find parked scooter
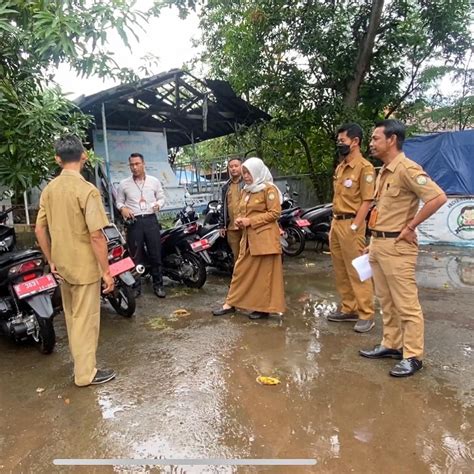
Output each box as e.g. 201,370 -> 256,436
159,221 -> 207,288
279,207 -> 310,256
102,224 -> 139,317
0,208 -> 58,353
300,203 -> 333,250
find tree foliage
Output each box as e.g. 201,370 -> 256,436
0,0 -> 147,192
166,0 -> 472,196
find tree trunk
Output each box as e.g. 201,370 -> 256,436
297,135 -> 325,203
344,0 -> 385,108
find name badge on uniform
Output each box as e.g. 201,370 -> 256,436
343,179 -> 353,188
139,198 -> 147,211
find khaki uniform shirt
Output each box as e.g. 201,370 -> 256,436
372,153 -> 444,232
240,184 -> 282,256
227,181 -> 242,230
36,169 -> 109,285
333,152 -> 375,215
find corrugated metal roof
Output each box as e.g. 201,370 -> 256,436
75,69 -> 271,148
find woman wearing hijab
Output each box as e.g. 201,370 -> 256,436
212,157 -> 286,319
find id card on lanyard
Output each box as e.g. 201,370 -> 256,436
135,177 -> 148,211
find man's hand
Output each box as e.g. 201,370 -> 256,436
121,207 -> 134,220
235,217 -> 251,229
362,246 -> 370,255
219,228 -> 226,237
102,272 -> 114,294
395,226 -> 418,244
49,262 -> 64,283
152,203 -> 160,212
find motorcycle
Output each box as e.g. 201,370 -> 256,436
102,224 -> 139,317
159,221 -> 207,288
0,208 -> 57,353
300,203 -> 333,251
279,207 -> 310,257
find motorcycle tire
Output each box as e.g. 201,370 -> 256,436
282,225 -> 306,257
35,314 -> 56,354
181,251 -> 207,288
107,283 -> 136,318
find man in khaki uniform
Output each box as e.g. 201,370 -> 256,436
327,123 -> 376,333
219,158 -> 244,260
360,120 -> 447,377
35,135 -> 116,386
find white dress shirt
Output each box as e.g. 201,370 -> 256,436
116,175 -> 166,216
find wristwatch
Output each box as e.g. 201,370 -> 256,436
350,223 -> 358,231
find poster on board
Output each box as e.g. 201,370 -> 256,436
92,130 -> 186,212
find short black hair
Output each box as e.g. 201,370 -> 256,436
374,119 -> 406,150
228,157 -> 243,164
54,135 -> 84,163
129,152 -> 144,161
336,123 -> 363,144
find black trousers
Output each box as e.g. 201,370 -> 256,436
127,215 -> 163,286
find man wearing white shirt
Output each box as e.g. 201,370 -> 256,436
116,153 -> 166,298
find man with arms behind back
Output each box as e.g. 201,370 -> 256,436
35,135 -> 116,387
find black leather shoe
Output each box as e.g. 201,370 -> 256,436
359,344 -> 403,359
212,306 -> 235,316
154,286 -> 166,298
390,358 -> 423,377
249,311 -> 269,320
327,311 -> 358,322
90,368 -> 116,385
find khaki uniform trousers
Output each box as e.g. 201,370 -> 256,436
60,280 -> 101,386
330,220 -> 374,320
227,228 -> 243,261
369,238 -> 424,359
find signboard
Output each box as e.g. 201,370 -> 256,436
418,196 -> 474,247
92,130 -> 186,212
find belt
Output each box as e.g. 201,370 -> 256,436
333,213 -> 356,220
371,230 -> 401,238
134,214 -> 156,219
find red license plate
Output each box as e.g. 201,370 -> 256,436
191,239 -> 210,252
109,257 -> 135,277
14,274 -> 57,299
296,219 -> 310,227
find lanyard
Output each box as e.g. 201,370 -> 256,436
134,176 -> 146,198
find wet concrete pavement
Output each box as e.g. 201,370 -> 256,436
1,245 -> 473,473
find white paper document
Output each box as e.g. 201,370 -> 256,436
351,254 -> 373,282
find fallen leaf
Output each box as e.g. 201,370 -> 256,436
36,387 -> 45,393
172,309 -> 191,317
256,376 -> 281,386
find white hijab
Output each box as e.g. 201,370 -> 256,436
242,157 -> 283,202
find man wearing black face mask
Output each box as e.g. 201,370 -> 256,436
327,123 -> 376,333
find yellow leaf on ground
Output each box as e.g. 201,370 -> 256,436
256,376 -> 281,385
173,309 -> 191,317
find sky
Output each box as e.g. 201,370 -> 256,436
54,4 -> 201,100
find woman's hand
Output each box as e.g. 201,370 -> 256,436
235,217 -> 251,228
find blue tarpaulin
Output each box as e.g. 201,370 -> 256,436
403,130 -> 474,196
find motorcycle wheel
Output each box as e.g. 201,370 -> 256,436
107,283 -> 136,317
35,315 -> 56,354
181,251 -> 207,288
282,225 -> 306,257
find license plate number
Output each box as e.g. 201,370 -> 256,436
14,274 -> 57,299
109,257 -> 135,277
296,219 -> 310,227
191,239 -> 210,251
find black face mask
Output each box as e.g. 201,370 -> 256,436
336,143 -> 351,156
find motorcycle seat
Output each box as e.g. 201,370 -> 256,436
0,249 -> 42,267
198,224 -> 219,237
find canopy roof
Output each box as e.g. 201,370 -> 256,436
75,69 -> 271,149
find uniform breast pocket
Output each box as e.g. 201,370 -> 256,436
384,185 -> 401,198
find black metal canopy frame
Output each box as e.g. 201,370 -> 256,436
75,68 -> 271,149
